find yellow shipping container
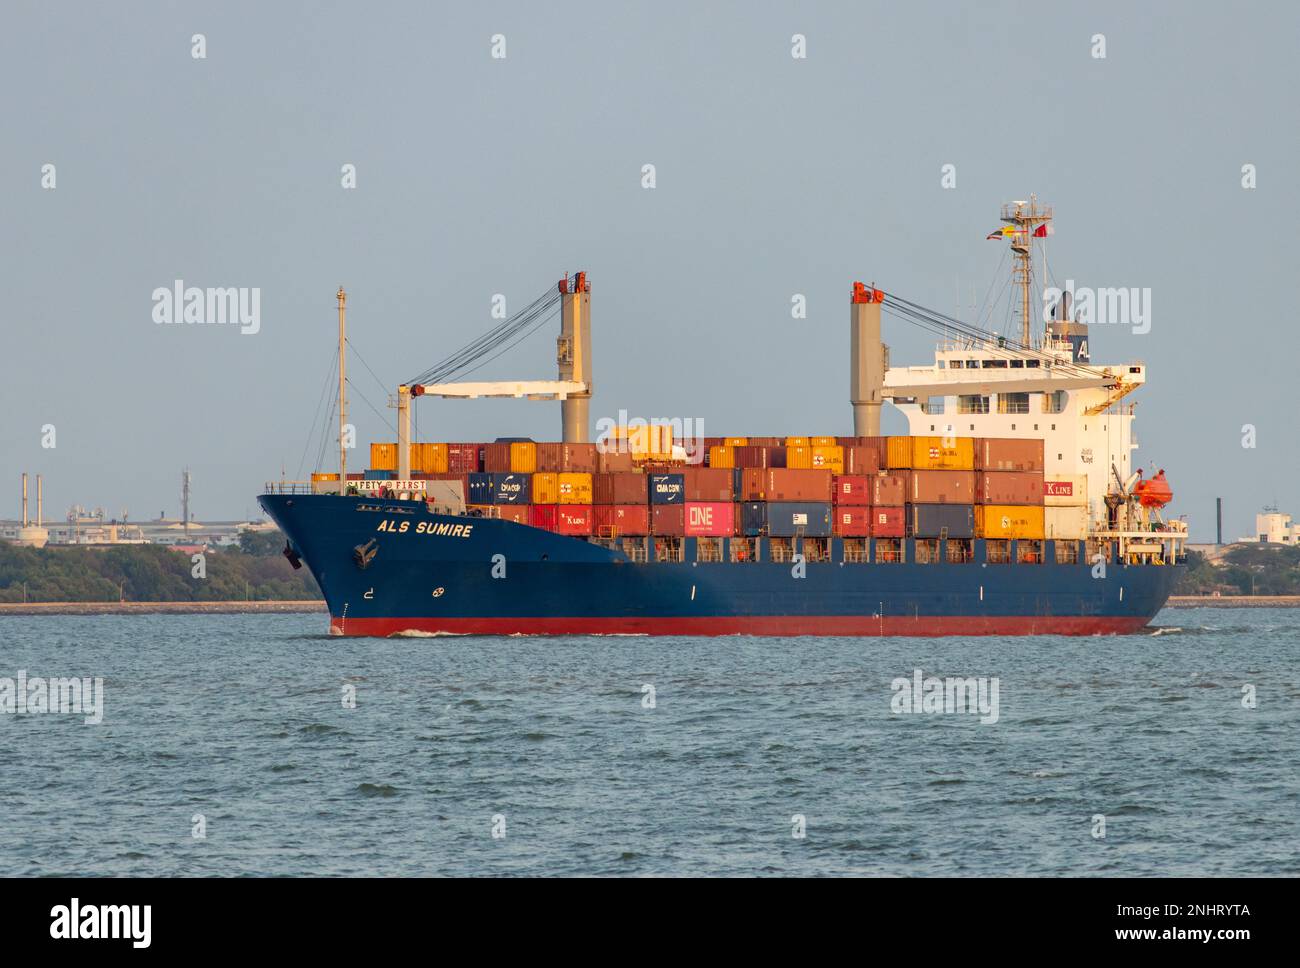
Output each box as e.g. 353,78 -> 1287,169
709,446 -> 735,469
911,435 -> 974,470
785,436 -> 809,447
612,425 -> 673,459
370,442 -> 397,471
786,445 -> 813,469
810,436 -> 837,447
723,437 -> 749,447
810,445 -> 844,474
885,437 -> 913,469
509,441 -> 537,473
409,442 -> 448,473
977,504 -> 1045,540
531,472 -> 560,504
311,472 -> 340,482
557,472 -> 593,504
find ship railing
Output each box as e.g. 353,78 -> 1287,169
262,480 -> 315,494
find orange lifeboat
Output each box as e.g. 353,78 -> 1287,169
1133,469 -> 1173,508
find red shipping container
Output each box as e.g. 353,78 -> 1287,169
741,467 -> 833,502
871,472 -> 909,506
833,506 -> 872,536
482,442 -> 512,472
593,504 -> 650,536
977,471 -> 1045,505
684,501 -> 736,536
651,504 -> 685,535
733,445 -> 786,468
592,472 -> 648,505
529,504 -> 559,530
870,506 -> 906,537
682,467 -> 734,502
445,443 -> 482,473
555,505 -> 593,536
910,470 -> 976,504
833,474 -> 870,505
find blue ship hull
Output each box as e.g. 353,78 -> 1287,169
259,493 -> 1180,636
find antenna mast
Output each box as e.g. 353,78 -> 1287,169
337,287 -> 348,484
1000,196 -> 1053,347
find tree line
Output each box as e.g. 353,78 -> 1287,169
0,532 -> 320,602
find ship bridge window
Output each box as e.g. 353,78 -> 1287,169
958,395 -> 989,414
1010,359 -> 1025,368
997,392 -> 1030,414
1043,390 -> 1067,414
966,360 -> 980,368
1129,366 -> 1142,374
921,397 -> 945,414
981,359 -> 1009,368
1026,359 -> 1041,368
949,360 -> 962,369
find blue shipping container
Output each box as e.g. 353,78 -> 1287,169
740,502 -> 833,537
910,503 -> 975,538
649,474 -> 685,505
468,472 -> 532,505
363,469 -> 393,480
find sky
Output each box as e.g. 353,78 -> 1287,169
3,1 -> 1297,541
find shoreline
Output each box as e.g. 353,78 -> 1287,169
0,601 -> 326,616
1164,596 -> 1300,608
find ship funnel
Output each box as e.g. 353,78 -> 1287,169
850,282 -> 886,436
558,271 -> 592,443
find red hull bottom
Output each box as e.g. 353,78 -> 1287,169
329,614 -> 1154,637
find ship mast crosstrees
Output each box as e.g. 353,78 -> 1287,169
1001,197 -> 1053,347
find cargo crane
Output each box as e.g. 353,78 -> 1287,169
333,273 -> 593,485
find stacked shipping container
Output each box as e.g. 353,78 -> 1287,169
357,436 -> 1059,544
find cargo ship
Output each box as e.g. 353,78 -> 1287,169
260,199 -> 1186,636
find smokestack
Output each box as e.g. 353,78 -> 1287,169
850,282 -> 886,436
1216,497 -> 1222,546
21,473 -> 28,528
37,475 -> 42,528
558,272 -> 592,443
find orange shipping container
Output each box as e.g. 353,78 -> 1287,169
370,442 -> 397,471
810,445 -> 844,474
557,472 -> 593,504
872,472 -> 909,506
786,445 -> 813,469
810,436 -> 837,447
723,437 -> 749,447
844,444 -> 880,475
976,438 -> 1045,472
911,436 -> 975,470
785,436 -> 809,447
884,437 -> 913,469
411,442 -> 449,474
708,445 -> 735,469
976,504 -> 1045,539
910,470 -> 976,504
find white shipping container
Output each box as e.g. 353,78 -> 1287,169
1044,505 -> 1090,539
1044,474 -> 1088,507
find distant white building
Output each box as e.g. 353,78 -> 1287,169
1238,509 -> 1300,545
